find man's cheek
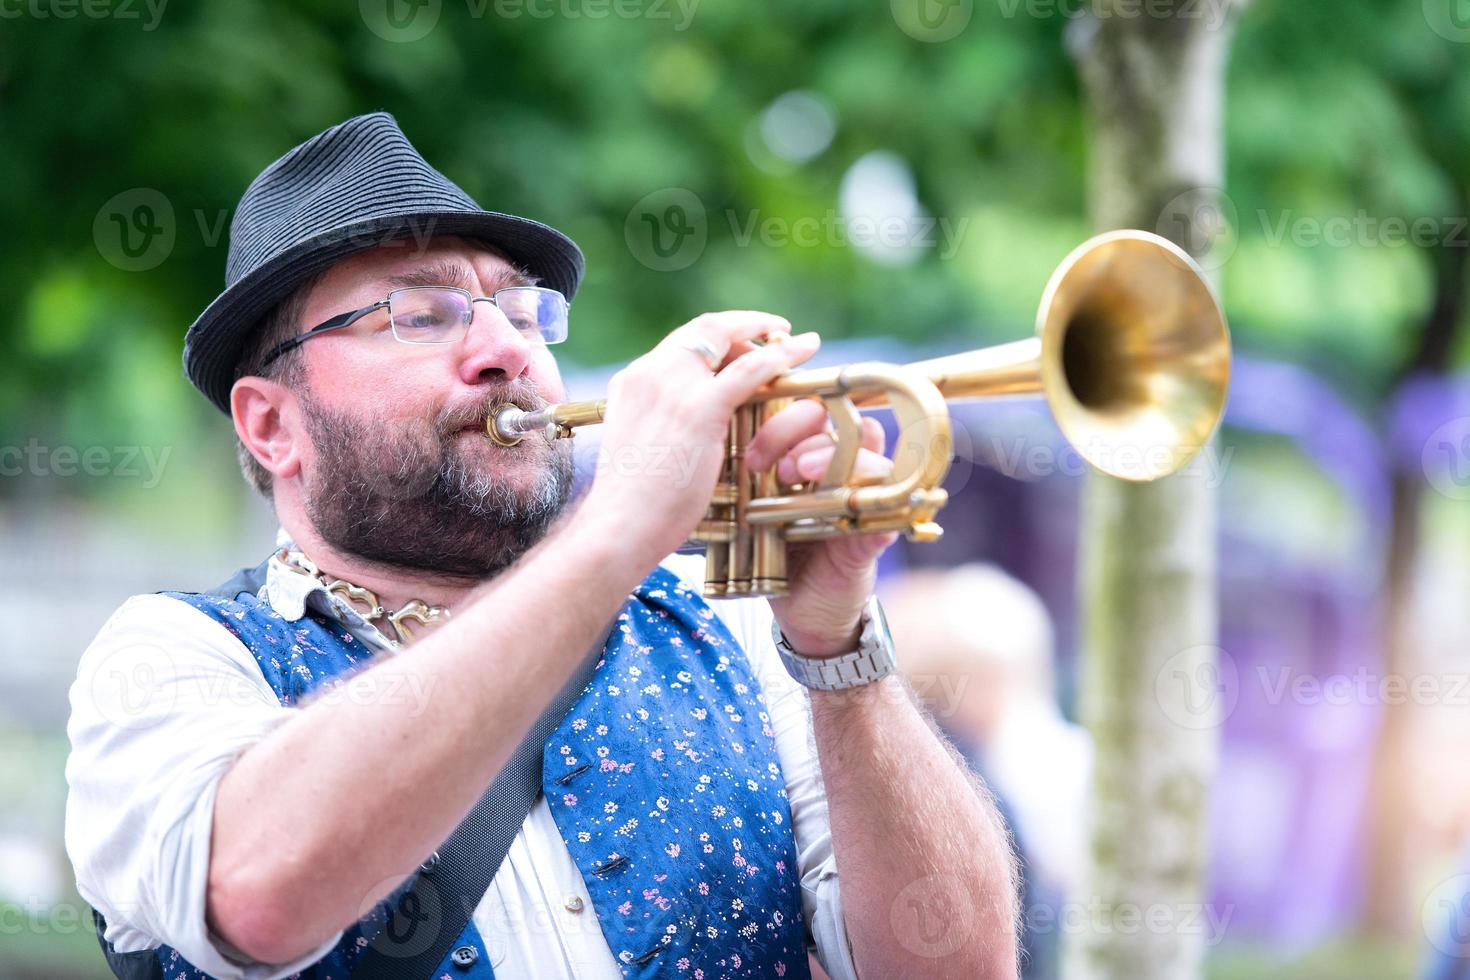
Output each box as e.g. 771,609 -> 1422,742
530,349 -> 567,403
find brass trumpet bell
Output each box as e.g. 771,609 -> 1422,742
912,229 -> 1231,482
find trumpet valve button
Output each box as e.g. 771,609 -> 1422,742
907,522 -> 944,543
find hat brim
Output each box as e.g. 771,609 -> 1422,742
183,209 -> 585,414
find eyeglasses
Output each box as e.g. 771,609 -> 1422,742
258,285 -> 570,369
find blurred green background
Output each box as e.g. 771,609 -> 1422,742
3,1 -> 1470,977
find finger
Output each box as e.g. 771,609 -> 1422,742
782,446 -> 893,485
745,399 -> 830,472
658,311 -> 794,368
710,332 -> 820,411
821,530 -> 902,567
773,431 -> 841,473
860,416 -> 886,456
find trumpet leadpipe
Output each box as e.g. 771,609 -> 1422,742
487,400 -> 608,446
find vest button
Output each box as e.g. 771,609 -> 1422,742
450,944 -> 479,969
564,895 -> 585,913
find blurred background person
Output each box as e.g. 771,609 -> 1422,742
884,563 -> 1092,979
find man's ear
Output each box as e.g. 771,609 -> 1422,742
231,376 -> 305,483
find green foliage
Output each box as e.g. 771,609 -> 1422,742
0,0 -> 1466,511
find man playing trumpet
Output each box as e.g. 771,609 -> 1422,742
64,112 -> 1019,980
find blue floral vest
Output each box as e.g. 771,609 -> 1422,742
145,564 -> 812,980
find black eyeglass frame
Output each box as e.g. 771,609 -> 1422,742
256,285 -> 569,370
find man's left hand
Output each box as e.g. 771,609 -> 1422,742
744,396 -> 900,658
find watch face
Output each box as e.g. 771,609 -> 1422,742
869,597 -> 890,641
864,596 -> 894,661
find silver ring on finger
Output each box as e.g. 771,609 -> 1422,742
679,337 -> 722,373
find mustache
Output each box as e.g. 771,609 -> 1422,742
435,380 -> 550,437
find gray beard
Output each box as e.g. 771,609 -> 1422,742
299,384 -> 573,580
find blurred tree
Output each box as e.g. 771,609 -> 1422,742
1063,1 -> 1237,979
1364,38 -> 1470,936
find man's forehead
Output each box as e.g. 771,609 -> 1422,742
325,236 -> 529,293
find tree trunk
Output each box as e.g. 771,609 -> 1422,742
1362,182 -> 1470,934
1062,3 -> 1239,979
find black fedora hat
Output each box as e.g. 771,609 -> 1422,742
183,111 -> 585,414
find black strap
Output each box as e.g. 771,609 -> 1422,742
350,638 -> 604,979
91,909 -> 164,980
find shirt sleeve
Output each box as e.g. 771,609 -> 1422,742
63,593 -> 341,980
661,555 -> 859,980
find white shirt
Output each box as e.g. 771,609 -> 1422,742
64,551 -> 857,980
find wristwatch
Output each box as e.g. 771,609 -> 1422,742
772,595 -> 898,691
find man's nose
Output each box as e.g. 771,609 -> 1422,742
456,299 -> 534,385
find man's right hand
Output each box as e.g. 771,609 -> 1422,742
573,311 -> 820,569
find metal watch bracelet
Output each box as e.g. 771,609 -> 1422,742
771,595 -> 898,691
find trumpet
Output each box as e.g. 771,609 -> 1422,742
487,230 -> 1231,598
